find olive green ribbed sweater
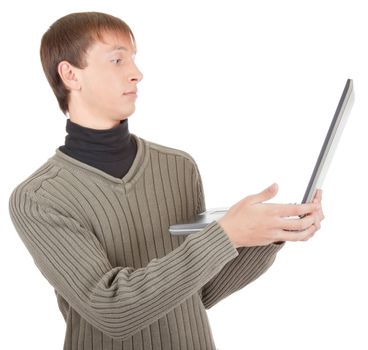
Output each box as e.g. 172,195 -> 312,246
9,134 -> 283,350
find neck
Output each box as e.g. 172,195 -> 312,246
59,118 -> 137,179
67,97 -> 126,130
68,112 -> 124,130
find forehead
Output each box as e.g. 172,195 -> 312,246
89,31 -> 137,55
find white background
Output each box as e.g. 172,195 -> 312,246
1,1 -> 367,349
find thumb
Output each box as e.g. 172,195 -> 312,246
248,183 -> 278,204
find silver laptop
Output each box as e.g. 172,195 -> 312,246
169,79 -> 354,235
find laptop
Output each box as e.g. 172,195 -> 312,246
169,79 -> 354,235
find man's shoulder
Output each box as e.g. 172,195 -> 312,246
9,155 -> 60,201
144,138 -> 198,166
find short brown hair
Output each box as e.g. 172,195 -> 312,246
40,12 -> 136,114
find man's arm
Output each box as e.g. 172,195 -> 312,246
194,165 -> 284,309
9,185 -> 239,340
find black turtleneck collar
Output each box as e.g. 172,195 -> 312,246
59,118 -> 137,179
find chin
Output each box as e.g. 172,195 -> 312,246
118,115 -> 132,122
119,108 -> 135,120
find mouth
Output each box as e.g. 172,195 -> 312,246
123,90 -> 137,96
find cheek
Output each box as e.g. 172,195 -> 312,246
100,73 -> 124,97
84,65 -> 118,87
80,66 -> 127,109
85,74 -> 121,100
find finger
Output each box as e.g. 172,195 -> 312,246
318,208 -> 325,221
317,189 -> 323,201
247,183 -> 278,204
301,226 -> 317,241
313,189 -> 322,203
279,215 -> 315,232
313,203 -> 325,221
314,220 -> 321,230
275,224 -> 317,242
274,202 -> 320,218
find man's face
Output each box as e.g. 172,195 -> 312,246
76,31 -> 143,124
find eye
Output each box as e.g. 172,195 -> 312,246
111,58 -> 123,65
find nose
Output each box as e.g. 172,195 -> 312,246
129,62 -> 143,83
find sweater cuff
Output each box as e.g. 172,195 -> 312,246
236,241 -> 285,253
189,220 -> 239,266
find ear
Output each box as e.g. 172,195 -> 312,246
57,61 -> 81,91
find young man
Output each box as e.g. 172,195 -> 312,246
9,12 -> 324,350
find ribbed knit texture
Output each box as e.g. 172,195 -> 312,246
9,134 -> 283,350
59,118 -> 137,179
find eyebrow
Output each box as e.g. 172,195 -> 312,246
108,46 -> 137,54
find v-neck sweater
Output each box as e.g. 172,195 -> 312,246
9,135 -> 283,350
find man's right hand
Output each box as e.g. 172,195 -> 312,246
217,183 -> 324,248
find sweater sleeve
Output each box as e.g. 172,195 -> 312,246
8,185 -> 239,340
194,164 -> 284,309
